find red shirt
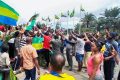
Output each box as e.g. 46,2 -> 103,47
43,35 -> 52,50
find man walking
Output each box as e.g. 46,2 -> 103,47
72,33 -> 85,71
20,37 -> 40,80
65,34 -> 76,71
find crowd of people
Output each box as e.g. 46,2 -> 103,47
0,24 -> 120,80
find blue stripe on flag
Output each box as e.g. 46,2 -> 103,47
0,15 -> 17,26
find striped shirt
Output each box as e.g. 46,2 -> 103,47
20,36 -> 27,48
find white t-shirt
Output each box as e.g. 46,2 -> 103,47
8,38 -> 15,43
75,38 -> 85,54
0,52 -> 10,66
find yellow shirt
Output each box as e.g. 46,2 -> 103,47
39,73 -> 75,80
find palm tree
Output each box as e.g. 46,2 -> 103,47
97,17 -> 106,30
82,13 -> 96,28
104,7 -> 120,18
74,23 -> 80,33
103,7 -> 120,30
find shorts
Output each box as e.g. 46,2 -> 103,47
75,53 -> 84,62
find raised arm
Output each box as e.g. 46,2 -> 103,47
105,29 -> 110,37
89,33 -> 97,41
84,33 -> 90,42
72,31 -> 80,38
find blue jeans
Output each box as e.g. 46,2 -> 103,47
24,67 -> 36,80
75,53 -> 84,62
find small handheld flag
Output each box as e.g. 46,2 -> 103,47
55,15 -> 60,19
70,9 -> 75,18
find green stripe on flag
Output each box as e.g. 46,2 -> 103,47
0,7 -> 19,20
26,20 -> 36,31
32,36 -> 44,50
0,1 -> 19,16
32,36 -> 44,44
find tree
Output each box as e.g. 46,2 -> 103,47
104,7 -> 120,18
74,23 -> 80,33
82,13 -> 96,28
97,17 -> 106,30
103,7 -> 120,30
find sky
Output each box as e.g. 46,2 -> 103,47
2,0 -> 120,28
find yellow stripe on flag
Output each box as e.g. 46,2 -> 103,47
0,7 -> 18,20
32,43 -> 43,50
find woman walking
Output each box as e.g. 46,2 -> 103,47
87,43 -> 104,80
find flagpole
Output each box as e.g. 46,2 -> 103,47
67,16 -> 69,35
73,17 -> 75,28
79,10 -> 81,34
60,18 -> 62,30
79,6 -> 81,34
54,19 -> 55,30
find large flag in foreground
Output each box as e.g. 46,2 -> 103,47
0,1 -> 19,26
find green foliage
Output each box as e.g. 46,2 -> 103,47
81,27 -> 96,33
104,7 -> 120,18
82,13 -> 96,28
74,23 -> 80,33
97,7 -> 120,32
81,7 -> 120,32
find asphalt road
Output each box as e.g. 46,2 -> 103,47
16,57 -> 120,80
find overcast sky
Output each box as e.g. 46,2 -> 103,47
2,0 -> 120,27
